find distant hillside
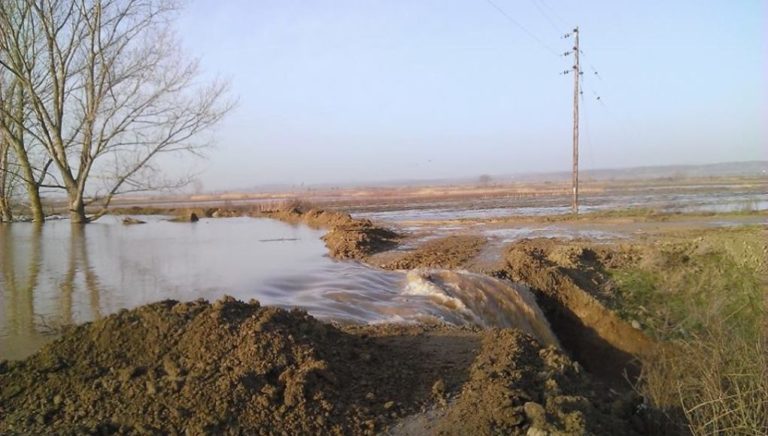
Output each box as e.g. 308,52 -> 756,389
509,161 -> 768,183
355,161 -> 768,187
219,161 -> 768,193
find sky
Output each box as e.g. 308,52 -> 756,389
173,0 -> 766,190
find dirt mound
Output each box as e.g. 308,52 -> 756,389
432,330 -> 644,435
0,298 -> 417,434
1,298 -> 645,435
380,235 -> 487,270
261,208 -> 400,260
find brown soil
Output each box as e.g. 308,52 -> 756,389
1,298 -> 646,435
492,238 -> 655,384
430,330 -> 644,436
378,235 -> 487,270
258,208 -> 400,260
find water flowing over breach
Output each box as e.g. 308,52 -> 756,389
1,217 -> 561,360
403,270 -> 560,348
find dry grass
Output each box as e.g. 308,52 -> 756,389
640,322 -> 767,435
610,227 -> 767,435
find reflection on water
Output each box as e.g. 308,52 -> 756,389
1,216 -> 555,361
0,217 -> 339,360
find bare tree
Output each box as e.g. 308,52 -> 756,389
0,0 -> 232,223
478,174 -> 493,187
0,69 -> 50,223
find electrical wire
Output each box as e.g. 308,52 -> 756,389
533,0 -> 568,29
579,75 -> 597,172
481,0 -> 562,57
527,0 -> 563,35
579,50 -> 603,81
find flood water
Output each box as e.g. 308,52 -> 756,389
0,216 -> 551,360
353,191 -> 768,222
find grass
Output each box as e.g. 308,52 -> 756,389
607,227 -> 767,434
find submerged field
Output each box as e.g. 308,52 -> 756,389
1,179 -> 766,434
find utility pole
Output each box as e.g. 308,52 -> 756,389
571,27 -> 580,215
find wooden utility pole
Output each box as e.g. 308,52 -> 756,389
571,27 -> 580,214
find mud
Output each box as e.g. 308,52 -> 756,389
492,239 -> 655,383
378,235 -> 487,270
257,208 -> 400,260
0,298 -> 646,435
430,330 -> 645,436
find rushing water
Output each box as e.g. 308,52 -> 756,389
0,216 -> 556,360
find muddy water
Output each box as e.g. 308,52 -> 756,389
0,216 -> 554,360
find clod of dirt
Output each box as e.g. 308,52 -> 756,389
1,298 -> 646,435
380,235 -> 487,270
121,217 -> 146,225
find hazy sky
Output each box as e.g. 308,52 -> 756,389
174,0 -> 766,189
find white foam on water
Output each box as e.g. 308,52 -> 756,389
403,271 -> 471,312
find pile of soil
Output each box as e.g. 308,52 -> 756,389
380,235 -> 487,270
261,208 -> 400,260
1,298 -> 645,435
431,330 -> 643,435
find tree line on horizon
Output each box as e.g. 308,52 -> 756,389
0,0 -> 232,223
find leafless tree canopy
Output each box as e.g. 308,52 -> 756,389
0,0 -> 233,222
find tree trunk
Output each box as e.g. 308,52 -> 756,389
0,133 -> 12,222
68,192 -> 87,224
13,150 -> 44,223
0,165 -> 10,223
25,183 -> 44,223
0,197 -> 11,222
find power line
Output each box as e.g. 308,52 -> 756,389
579,75 -> 597,173
580,78 -> 604,105
527,0 -> 563,35
579,50 -> 603,81
481,0 -> 561,57
533,0 -> 568,29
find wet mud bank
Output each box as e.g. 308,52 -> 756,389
492,239 -> 656,384
377,235 -> 487,270
0,298 -> 648,435
258,208 -> 400,260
